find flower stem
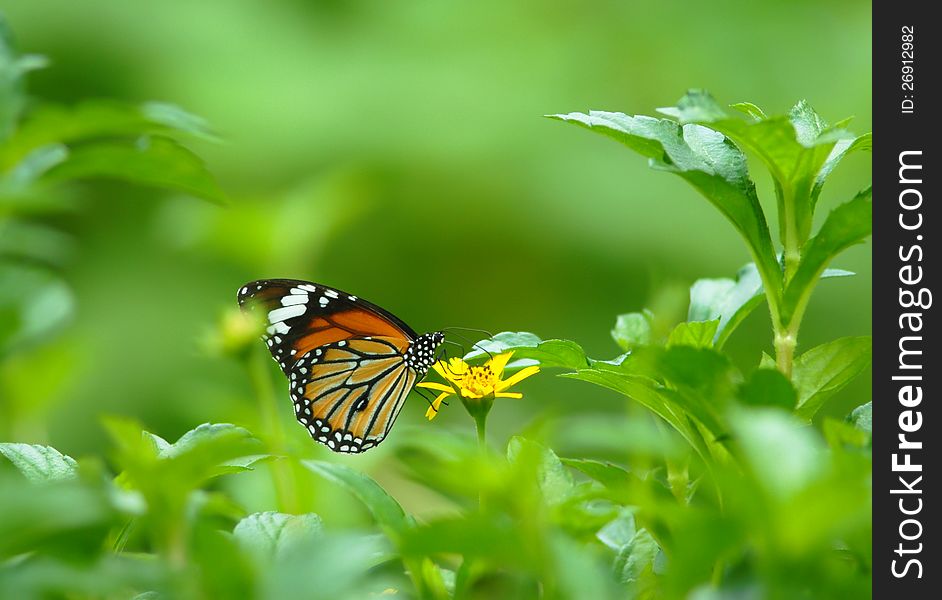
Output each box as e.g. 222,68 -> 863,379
473,412 -> 487,449
248,346 -> 300,513
471,406 -> 490,511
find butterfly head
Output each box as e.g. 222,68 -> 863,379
404,331 -> 445,374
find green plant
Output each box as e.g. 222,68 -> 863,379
1,21 -> 872,599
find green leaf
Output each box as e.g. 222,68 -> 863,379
549,108 -> 780,295
658,91 -> 855,246
667,320 -> 718,348
812,132 -> 872,210
793,337 -> 872,420
781,188 -> 871,326
302,460 -> 413,539
43,136 -> 225,204
0,144 -> 68,192
0,443 -> 77,482
561,458 -> 631,490
1,18 -> 47,141
562,368 -> 713,461
507,436 -> 574,506
730,101 -> 767,121
463,331 -> 588,369
106,420 -> 264,493
688,262 -> 764,348
690,260 -> 855,348
737,368 -> 796,410
141,101 -> 220,142
0,262 -> 74,355
156,423 -> 257,460
1,100 -> 219,169
849,402 -> 872,434
233,512 -> 323,559
614,528 -> 659,584
611,311 -> 653,351
596,510 -> 637,551
731,408 -> 824,497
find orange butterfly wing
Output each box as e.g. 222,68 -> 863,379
238,279 -> 440,453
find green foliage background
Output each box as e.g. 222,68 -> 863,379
1,1 -> 871,599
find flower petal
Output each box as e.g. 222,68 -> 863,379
431,361 -> 449,380
460,386 -> 487,399
495,365 -> 540,391
487,352 -> 514,375
417,381 -> 455,394
494,391 -> 523,399
425,392 -> 450,421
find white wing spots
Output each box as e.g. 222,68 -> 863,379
337,340 -> 346,347
268,304 -> 306,323
299,284 -> 318,293
318,296 -> 329,307
348,295 -> 357,301
267,322 -> 290,335
324,289 -> 339,299
281,294 -> 309,306
240,286 -> 248,295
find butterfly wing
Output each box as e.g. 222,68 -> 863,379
238,279 -> 420,453
289,336 -> 417,452
237,279 -> 417,373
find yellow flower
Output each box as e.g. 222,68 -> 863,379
417,351 -> 540,420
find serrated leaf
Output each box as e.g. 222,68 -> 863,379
596,510 -> 637,551
849,402 -> 872,434
793,337 -> 872,420
782,189 -> 872,326
688,263 -> 763,348
549,108 -> 780,295
690,262 -> 855,348
0,443 -> 77,482
561,458 -> 632,490
233,511 -> 323,559
812,133 -> 872,210
462,331 -> 588,369
667,320 -> 718,348
737,368 -> 796,410
43,136 -> 225,204
611,312 -> 652,351
302,460 -> 413,539
507,436 -> 573,506
615,528 -> 659,584
657,91 -> 856,246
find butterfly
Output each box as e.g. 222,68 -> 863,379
238,279 -> 444,453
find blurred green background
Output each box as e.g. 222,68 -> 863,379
1,0 -> 870,516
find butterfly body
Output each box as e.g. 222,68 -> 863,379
238,279 -> 444,453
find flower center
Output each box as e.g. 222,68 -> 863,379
461,365 -> 497,396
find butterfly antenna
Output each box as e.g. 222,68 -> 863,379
415,387 -> 448,411
443,326 -> 496,338
446,329 -> 495,361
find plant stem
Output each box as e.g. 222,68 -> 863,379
248,346 -> 300,513
473,412 -> 487,449
774,327 -> 797,379
472,410 -> 488,511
